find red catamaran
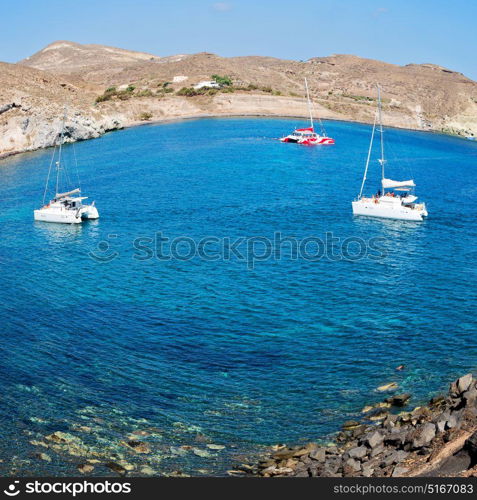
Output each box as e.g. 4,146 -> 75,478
280,78 -> 335,145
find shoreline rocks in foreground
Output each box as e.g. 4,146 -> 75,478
244,374 -> 477,478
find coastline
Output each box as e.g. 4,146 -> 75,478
241,373 -> 477,478
6,372 -> 477,477
0,108 -> 471,162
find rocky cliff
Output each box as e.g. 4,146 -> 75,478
1,40 -> 476,158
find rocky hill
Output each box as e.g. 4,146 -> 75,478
1,40 -> 476,157
0,61 -> 123,157
20,40 -> 163,81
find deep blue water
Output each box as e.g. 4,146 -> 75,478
1,117 -> 477,476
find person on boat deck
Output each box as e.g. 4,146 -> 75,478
377,189 -> 381,197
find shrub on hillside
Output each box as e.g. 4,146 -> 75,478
139,111 -> 153,121
136,89 -> 153,97
117,91 -> 132,101
95,86 -> 119,103
211,74 -> 233,86
95,94 -> 110,103
176,87 -> 199,97
157,82 -> 174,95
95,84 -> 139,103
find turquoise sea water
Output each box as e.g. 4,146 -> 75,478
1,117 -> 477,476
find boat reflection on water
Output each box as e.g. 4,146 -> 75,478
34,218 -> 100,243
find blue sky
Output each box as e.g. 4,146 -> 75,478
1,0 -> 476,79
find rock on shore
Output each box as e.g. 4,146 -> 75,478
248,374 -> 477,478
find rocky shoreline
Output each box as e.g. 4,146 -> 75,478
239,373 -> 477,478
1,92 -> 475,161
5,374 -> 477,477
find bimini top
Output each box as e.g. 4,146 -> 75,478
382,178 -> 416,189
296,127 -> 314,132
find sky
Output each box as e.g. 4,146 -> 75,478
1,0 -> 476,80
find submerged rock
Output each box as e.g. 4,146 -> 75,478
206,444 -> 225,450
377,382 -> 398,392
117,460 -> 135,471
78,464 -> 94,474
169,446 -> 187,456
140,466 -> 155,476
45,431 -> 77,444
342,420 -> 360,430
29,440 -> 48,448
106,462 -> 127,475
125,440 -> 151,454
192,448 -> 211,458
368,408 -> 389,421
130,430 -> 150,437
77,426 -> 93,433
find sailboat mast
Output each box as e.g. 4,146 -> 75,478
56,108 -> 67,195
304,77 -> 314,130
377,84 -> 385,190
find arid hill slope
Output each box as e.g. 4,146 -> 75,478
1,40 -> 476,157
0,61 -> 122,156
20,40 -> 160,73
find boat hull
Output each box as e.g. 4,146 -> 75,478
300,137 -> 335,145
34,209 -> 82,224
80,205 -> 99,220
351,200 -> 427,221
280,136 -> 334,145
280,137 -> 299,143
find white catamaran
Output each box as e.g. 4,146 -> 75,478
352,86 -> 428,221
34,112 -> 99,224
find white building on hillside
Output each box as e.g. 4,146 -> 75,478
193,80 -> 220,90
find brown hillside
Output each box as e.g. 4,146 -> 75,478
1,40 -> 475,157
